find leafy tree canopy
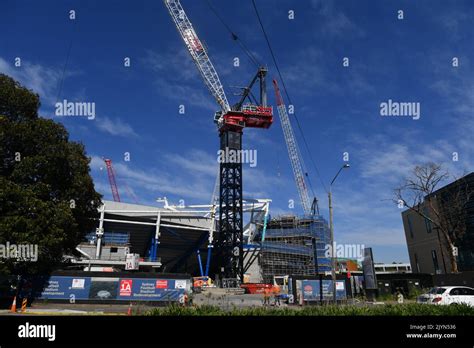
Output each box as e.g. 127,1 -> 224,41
0,73 -> 102,277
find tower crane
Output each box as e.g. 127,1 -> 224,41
104,158 -> 120,202
103,158 -> 139,204
273,79 -> 318,216
164,0 -> 273,281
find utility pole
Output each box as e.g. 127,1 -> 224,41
329,163 -> 350,303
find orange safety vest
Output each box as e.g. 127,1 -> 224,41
263,288 -> 271,297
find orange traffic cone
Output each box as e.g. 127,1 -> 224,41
127,302 -> 132,316
10,296 -> 17,313
21,298 -> 27,313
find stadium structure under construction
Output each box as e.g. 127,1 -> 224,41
70,200 -> 332,284
70,199 -> 272,278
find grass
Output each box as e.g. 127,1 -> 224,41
145,303 -> 474,316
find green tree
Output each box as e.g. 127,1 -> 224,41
0,73 -> 102,278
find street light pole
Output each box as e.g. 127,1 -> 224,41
329,163 -> 350,304
328,187 -> 335,303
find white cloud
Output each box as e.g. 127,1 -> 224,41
310,0 -> 365,38
436,8 -> 474,41
89,146 -> 286,205
95,116 -> 138,137
143,49 -> 217,112
165,149 -> 218,177
0,56 -> 69,105
90,152 -> 215,203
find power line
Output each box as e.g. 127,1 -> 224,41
251,0 -> 328,194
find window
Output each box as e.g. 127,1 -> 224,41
429,287 -> 447,295
431,250 -> 439,272
423,207 -> 432,233
110,247 -> 118,253
464,288 -> 474,295
449,288 -> 465,296
450,288 -> 474,296
414,253 -> 420,273
407,215 -> 414,238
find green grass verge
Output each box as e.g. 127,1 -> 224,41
145,303 -> 474,316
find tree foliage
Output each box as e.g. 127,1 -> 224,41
0,73 -> 102,277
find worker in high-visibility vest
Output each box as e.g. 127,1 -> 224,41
263,287 -> 271,306
183,293 -> 188,307
272,285 -> 281,306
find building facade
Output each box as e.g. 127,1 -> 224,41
258,215 -> 332,283
402,172 -> 474,274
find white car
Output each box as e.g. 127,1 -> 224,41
417,286 -> 474,306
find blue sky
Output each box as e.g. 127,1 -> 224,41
1,0 -> 473,263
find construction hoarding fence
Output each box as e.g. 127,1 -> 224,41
17,272 -> 191,303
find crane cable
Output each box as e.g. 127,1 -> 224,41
206,0 -> 261,68
55,20 -> 77,104
251,0 -> 328,194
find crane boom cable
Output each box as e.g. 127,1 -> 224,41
205,0 -> 261,68
55,20 -> 77,104
251,0 -> 328,194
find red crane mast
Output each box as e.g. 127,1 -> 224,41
104,158 -> 120,202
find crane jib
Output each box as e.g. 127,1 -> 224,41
273,79 -> 312,216
163,0 -> 231,112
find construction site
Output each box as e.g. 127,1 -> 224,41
4,1 -> 474,346
4,0 -> 357,307
64,0 -> 344,298
60,0 -> 338,289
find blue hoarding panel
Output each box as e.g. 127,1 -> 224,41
36,276 -> 91,300
302,279 -> 346,300
24,276 -> 188,302
116,278 -> 186,301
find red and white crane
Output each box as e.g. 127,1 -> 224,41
164,0 -> 273,280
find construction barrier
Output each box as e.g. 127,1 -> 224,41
10,296 -> 17,313
21,298 -> 27,313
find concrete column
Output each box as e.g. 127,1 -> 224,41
95,205 -> 105,259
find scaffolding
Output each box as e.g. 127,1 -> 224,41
259,215 -> 331,283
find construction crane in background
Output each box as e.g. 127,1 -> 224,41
164,0 -> 273,281
103,158 -> 139,204
104,158 -> 120,202
273,79 -> 318,216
